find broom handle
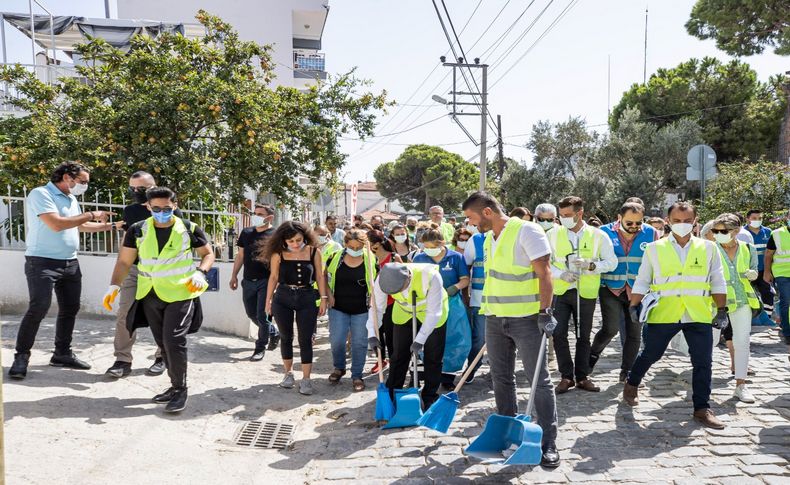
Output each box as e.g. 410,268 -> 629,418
366,243 -> 386,384
525,332 -> 548,417
412,291 -> 419,388
452,343 -> 486,393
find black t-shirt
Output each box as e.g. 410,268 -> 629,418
329,253 -> 369,315
237,227 -> 274,280
767,236 -> 777,251
121,203 -> 184,230
122,218 -> 209,252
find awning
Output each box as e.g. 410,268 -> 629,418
1,13 -> 205,52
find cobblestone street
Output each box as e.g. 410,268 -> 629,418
3,313 -> 789,484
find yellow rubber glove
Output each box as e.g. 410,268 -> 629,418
103,285 -> 120,311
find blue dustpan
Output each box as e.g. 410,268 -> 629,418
382,390 -> 422,429
752,310 -> 775,326
417,391 -> 460,433
465,414 -> 543,465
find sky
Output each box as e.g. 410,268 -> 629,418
4,0 -> 788,184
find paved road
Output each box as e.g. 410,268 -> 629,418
3,313 -> 789,484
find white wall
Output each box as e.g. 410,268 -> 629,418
0,250 -> 255,338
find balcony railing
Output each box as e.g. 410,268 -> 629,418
1,63 -> 87,112
293,52 -> 325,72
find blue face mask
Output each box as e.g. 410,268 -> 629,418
152,210 -> 174,224
346,248 -> 364,257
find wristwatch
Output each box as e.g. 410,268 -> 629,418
539,307 -> 553,316
196,268 -> 209,276
588,262 -> 596,272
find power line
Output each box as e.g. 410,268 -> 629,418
487,0 -> 557,71
343,114 -> 448,140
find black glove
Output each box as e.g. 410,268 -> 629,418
410,341 -> 424,354
446,285 -> 460,297
368,336 -> 382,351
712,308 -> 730,330
628,305 -> 640,324
537,311 -> 557,336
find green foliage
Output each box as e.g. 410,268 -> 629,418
686,0 -> 790,56
0,11 -> 388,209
373,144 -> 479,213
700,160 -> 790,223
610,57 -> 785,163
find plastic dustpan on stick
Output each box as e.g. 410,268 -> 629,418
465,414 -> 543,465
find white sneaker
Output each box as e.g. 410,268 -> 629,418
299,378 -> 314,395
279,372 -> 295,389
734,383 -> 755,403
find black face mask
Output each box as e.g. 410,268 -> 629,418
407,224 -> 416,230
128,186 -> 148,204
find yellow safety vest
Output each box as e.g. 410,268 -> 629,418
135,217 -> 205,302
440,222 -> 456,243
390,263 -> 448,327
718,241 -> 760,312
548,225 -> 604,299
480,217 -> 541,317
771,226 -> 790,278
320,241 -> 343,267
646,237 -> 714,324
326,248 -> 375,295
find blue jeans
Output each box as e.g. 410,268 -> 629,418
328,309 -> 368,379
775,277 -> 790,339
241,278 -> 279,351
628,322 -> 713,411
466,306 -> 486,376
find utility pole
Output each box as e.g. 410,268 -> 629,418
643,6 -> 648,84
439,56 -> 489,191
497,114 -> 504,180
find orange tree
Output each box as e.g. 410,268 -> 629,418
0,11 -> 388,209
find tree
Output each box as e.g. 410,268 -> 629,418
0,11 -> 388,209
699,160 -> 790,223
610,57 -> 785,163
686,0 -> 790,56
373,144 -> 478,213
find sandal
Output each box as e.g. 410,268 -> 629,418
328,369 -> 345,384
352,379 -> 365,392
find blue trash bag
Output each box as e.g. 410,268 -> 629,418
442,293 -> 471,373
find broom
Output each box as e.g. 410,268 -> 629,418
366,244 -> 394,422
417,344 -> 487,434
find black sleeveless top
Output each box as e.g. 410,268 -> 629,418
278,247 -> 317,286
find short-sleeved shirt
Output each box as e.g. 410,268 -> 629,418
122,218 -> 209,253
330,228 -> 346,245
412,248 -> 469,288
236,226 -> 274,280
490,222 -> 552,267
25,182 -> 82,260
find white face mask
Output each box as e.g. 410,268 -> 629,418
287,243 -> 306,252
749,220 -> 762,228
423,247 -> 442,257
70,182 -> 88,196
465,225 -> 477,234
346,247 -> 364,257
560,216 -> 577,229
317,235 -> 329,245
457,240 -> 467,249
538,220 -> 554,231
394,234 -> 407,243
250,215 -> 267,227
671,223 -> 694,238
714,232 -> 732,244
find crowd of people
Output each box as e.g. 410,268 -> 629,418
8,161 -> 790,465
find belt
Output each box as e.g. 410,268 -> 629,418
281,284 -> 312,289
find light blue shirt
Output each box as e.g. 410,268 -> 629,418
25,181 -> 82,259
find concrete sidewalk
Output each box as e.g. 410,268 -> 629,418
3,314 -> 790,484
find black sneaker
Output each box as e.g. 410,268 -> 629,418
146,358 -> 166,376
152,387 -> 177,403
50,352 -> 91,370
9,353 -> 30,379
106,361 -> 132,378
267,335 -> 280,351
250,349 -> 265,362
541,442 -> 561,468
165,388 -> 188,413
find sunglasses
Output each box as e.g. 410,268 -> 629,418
622,221 -> 643,227
150,207 -> 174,214
711,228 -> 730,235
537,217 -> 554,223
458,238 -> 470,243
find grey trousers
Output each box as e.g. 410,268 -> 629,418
486,315 -> 559,444
113,265 -> 162,363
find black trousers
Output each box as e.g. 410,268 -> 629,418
380,304 -> 395,360
386,320 -> 446,410
271,286 -> 318,364
552,289 -> 597,381
141,293 -> 194,389
590,287 -> 642,372
16,256 -> 82,355
241,278 -> 278,350
753,271 -> 774,311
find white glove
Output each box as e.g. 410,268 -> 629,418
744,269 -> 758,281
570,258 -> 589,270
186,271 -> 209,292
560,271 -> 579,283
102,285 -> 121,311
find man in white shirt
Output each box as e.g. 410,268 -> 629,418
325,215 -> 345,245
625,201 -> 729,429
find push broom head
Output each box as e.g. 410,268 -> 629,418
417,392 -> 460,434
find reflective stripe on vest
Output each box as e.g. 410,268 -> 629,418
135,217 -> 203,303
480,217 -> 541,317
471,232 -> 485,291
390,263 -> 448,327
772,227 -> 790,278
718,241 -> 760,312
646,237 -> 714,324
548,225 -> 603,299
599,223 -> 653,290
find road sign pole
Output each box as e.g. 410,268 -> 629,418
699,146 -> 705,204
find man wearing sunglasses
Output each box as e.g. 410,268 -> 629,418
590,201 -> 657,383
103,187 -> 215,413
534,203 -> 559,232
105,171 -> 184,379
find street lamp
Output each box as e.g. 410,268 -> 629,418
431,94 -> 448,105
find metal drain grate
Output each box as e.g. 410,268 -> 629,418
233,421 -> 295,449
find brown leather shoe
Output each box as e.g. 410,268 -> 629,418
623,383 -> 639,406
555,378 -> 575,394
576,378 -> 600,392
693,409 -> 725,429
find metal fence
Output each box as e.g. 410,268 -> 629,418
1,186 -> 248,262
